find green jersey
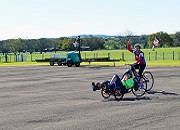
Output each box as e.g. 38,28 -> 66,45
122,78 -> 134,89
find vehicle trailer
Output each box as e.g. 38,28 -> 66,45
35,52 -> 81,67
49,58 -> 66,66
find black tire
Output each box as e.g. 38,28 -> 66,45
143,71 -> 154,91
132,77 -> 147,97
58,61 -> 62,66
101,83 -> 110,99
50,60 -> 54,66
114,88 -> 124,100
67,60 -> 73,67
75,63 -> 80,67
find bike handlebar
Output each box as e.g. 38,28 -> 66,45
124,63 -> 135,66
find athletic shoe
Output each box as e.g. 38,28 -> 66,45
140,84 -> 144,89
92,82 -> 96,91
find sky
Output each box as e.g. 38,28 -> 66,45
0,0 -> 180,40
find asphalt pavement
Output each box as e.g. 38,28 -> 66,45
0,66 -> 180,130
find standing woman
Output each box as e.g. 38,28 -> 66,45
127,41 -> 146,88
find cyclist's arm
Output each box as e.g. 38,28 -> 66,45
127,42 -> 133,52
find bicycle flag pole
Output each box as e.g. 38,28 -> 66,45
152,37 -> 159,51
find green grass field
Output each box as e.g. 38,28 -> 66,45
0,47 -> 180,66
81,48 -> 180,61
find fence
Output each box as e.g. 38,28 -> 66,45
0,53 -> 51,63
81,51 -> 180,61
0,50 -> 180,63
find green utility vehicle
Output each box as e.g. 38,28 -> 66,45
49,52 -> 81,67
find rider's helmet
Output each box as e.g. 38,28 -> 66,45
134,43 -> 141,48
124,69 -> 133,78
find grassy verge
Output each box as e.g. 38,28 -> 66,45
0,62 -> 48,67
1,60 -> 179,67
81,60 -> 180,67
146,60 -> 180,66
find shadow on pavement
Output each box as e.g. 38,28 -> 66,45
101,90 -> 179,102
147,90 -> 179,96
102,96 -> 151,102
121,96 -> 151,101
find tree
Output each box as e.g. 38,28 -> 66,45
123,29 -> 134,37
148,31 -> 173,48
25,39 -> 39,53
0,40 -> 11,53
50,39 -> 61,52
81,36 -> 105,50
37,38 -> 51,53
13,38 -> 25,53
173,31 -> 180,46
140,35 -> 148,48
60,38 -> 76,51
117,30 -> 137,49
3,39 -> 15,53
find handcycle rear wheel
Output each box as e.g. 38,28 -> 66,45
143,71 -> 154,91
114,88 -> 124,100
132,77 -> 147,97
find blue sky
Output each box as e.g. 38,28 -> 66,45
0,0 -> 180,40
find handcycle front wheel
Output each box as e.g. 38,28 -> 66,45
143,71 -> 154,91
132,77 -> 147,98
101,83 -> 110,99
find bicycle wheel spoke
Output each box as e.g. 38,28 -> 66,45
101,84 -> 110,99
143,71 -> 154,91
132,77 -> 147,97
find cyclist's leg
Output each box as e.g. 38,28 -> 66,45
139,64 -> 146,88
110,74 -> 120,85
104,80 -> 110,85
133,64 -> 140,76
109,83 -> 116,92
114,75 -> 121,86
133,78 -> 139,91
113,76 -> 128,94
103,80 -> 115,92
139,64 -> 146,78
113,75 -> 121,92
108,74 -> 120,92
118,82 -> 127,94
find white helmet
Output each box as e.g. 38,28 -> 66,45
134,43 -> 141,48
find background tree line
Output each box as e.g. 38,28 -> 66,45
0,31 -> 180,54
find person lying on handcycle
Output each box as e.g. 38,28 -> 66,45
92,69 -> 139,94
